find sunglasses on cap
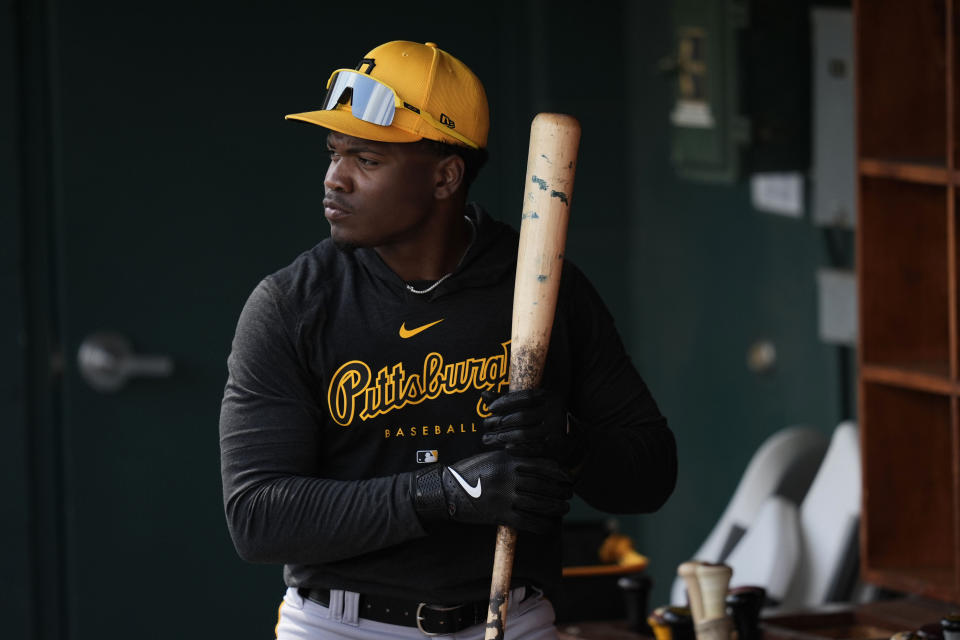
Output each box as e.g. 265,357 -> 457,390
321,69 -> 480,150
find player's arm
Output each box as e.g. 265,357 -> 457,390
219,278 -> 426,564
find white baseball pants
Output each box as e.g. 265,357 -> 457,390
275,586 -> 558,640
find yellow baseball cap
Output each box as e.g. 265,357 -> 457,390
286,41 -> 489,149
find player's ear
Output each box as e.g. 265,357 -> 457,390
434,154 -> 465,200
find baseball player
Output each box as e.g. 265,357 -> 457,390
219,40 -> 677,640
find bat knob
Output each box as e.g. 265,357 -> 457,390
726,586 -> 766,640
618,574 -> 652,634
695,563 -> 733,622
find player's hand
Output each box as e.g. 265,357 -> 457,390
481,388 -> 576,462
411,450 -> 572,535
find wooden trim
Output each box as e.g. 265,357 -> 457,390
857,376 -> 871,588
950,0 -> 956,178
859,158 -> 950,185
950,191 -> 957,381
853,0 -> 868,593
948,0 -> 960,597
762,599 -> 959,640
949,0 -> 958,382
953,395 -> 960,596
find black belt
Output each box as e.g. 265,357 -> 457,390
297,587 -> 494,635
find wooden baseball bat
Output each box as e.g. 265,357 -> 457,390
678,561 -> 707,625
695,563 -> 732,621
485,113 -> 581,640
694,563 -> 733,640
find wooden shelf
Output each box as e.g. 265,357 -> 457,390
859,158 -> 950,185
861,567 -> 957,603
762,599 -> 959,640
860,363 -> 955,395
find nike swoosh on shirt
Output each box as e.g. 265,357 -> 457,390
399,319 -> 444,339
448,468 -> 482,498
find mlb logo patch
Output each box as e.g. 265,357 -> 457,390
417,450 -> 438,464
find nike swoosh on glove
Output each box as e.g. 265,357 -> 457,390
411,450 -> 573,535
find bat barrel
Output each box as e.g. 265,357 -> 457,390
511,113 -> 581,390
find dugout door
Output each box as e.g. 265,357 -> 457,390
26,3 -> 339,639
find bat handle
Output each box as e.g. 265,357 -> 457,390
485,525 -> 518,640
678,561 -> 706,624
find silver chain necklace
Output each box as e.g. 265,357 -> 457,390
405,216 -> 476,295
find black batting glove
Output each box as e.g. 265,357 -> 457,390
481,388 -> 586,469
411,450 -> 573,535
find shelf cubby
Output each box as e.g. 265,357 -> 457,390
860,159 -> 950,186
858,0 -> 947,165
860,384 -> 957,601
859,178 -> 950,377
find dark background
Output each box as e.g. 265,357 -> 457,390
2,1 -> 848,638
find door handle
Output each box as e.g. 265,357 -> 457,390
77,331 -> 174,392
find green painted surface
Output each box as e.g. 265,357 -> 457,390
1,0 -> 30,636
625,2 -> 848,608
